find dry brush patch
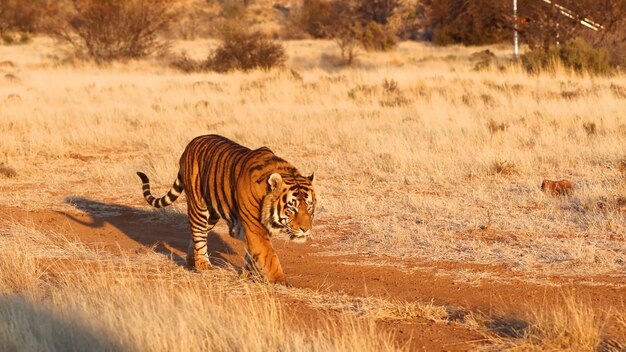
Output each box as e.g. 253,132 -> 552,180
486,294 -> 624,352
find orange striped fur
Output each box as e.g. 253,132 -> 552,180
137,135 -> 316,284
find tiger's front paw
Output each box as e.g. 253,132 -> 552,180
274,279 -> 292,287
193,258 -> 211,271
269,274 -> 290,286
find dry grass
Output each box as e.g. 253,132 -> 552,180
5,218 -> 619,351
0,38 -> 624,280
489,295 -> 610,351
0,220 -> 402,352
286,288 -> 450,322
0,37 -> 625,349
0,162 -> 17,178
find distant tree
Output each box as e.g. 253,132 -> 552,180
419,0 -> 511,45
356,0 -> 401,25
294,0 -> 399,51
519,0 -> 626,65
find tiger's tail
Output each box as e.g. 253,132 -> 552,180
137,171 -> 184,208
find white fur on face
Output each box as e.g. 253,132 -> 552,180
262,174 -> 315,243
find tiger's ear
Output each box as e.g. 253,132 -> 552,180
268,173 -> 283,190
307,173 -> 314,182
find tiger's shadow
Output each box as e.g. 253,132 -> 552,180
62,196 -> 238,270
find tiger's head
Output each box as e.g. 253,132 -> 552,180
262,172 -> 316,243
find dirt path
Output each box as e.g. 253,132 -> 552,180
2,202 -> 625,350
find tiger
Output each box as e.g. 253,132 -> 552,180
137,134 -> 316,284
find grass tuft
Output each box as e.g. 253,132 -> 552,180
0,162 -> 17,178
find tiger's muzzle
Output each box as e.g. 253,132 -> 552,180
289,229 -> 311,243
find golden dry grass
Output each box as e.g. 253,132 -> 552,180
4,218 -> 615,351
0,37 -> 625,350
0,220 -> 402,352
487,294 -> 611,351
2,38 -> 624,279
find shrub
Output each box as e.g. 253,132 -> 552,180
1,34 -> 14,45
296,0 -> 358,39
394,5 -> 421,40
356,0 -> 401,25
52,0 -> 176,62
359,21 -> 397,51
490,160 -> 519,177
421,0 -> 511,46
583,122 -> 597,136
169,53 -> 206,73
294,0 -> 398,51
1,32 -> 31,45
521,39 -> 611,75
0,162 -> 17,178
293,0 -> 336,38
335,34 -> 360,66
487,119 -> 508,134
0,0 -> 46,36
208,31 -> 286,72
558,39 -> 611,74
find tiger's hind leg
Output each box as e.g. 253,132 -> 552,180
185,198 -> 219,271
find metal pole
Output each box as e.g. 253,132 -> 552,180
513,0 -> 519,60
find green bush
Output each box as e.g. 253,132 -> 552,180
208,31 -> 286,72
521,38 -> 612,75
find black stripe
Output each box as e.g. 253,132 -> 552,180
213,145 -> 228,219
205,143 -> 221,218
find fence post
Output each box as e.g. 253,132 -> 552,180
513,0 -> 519,60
